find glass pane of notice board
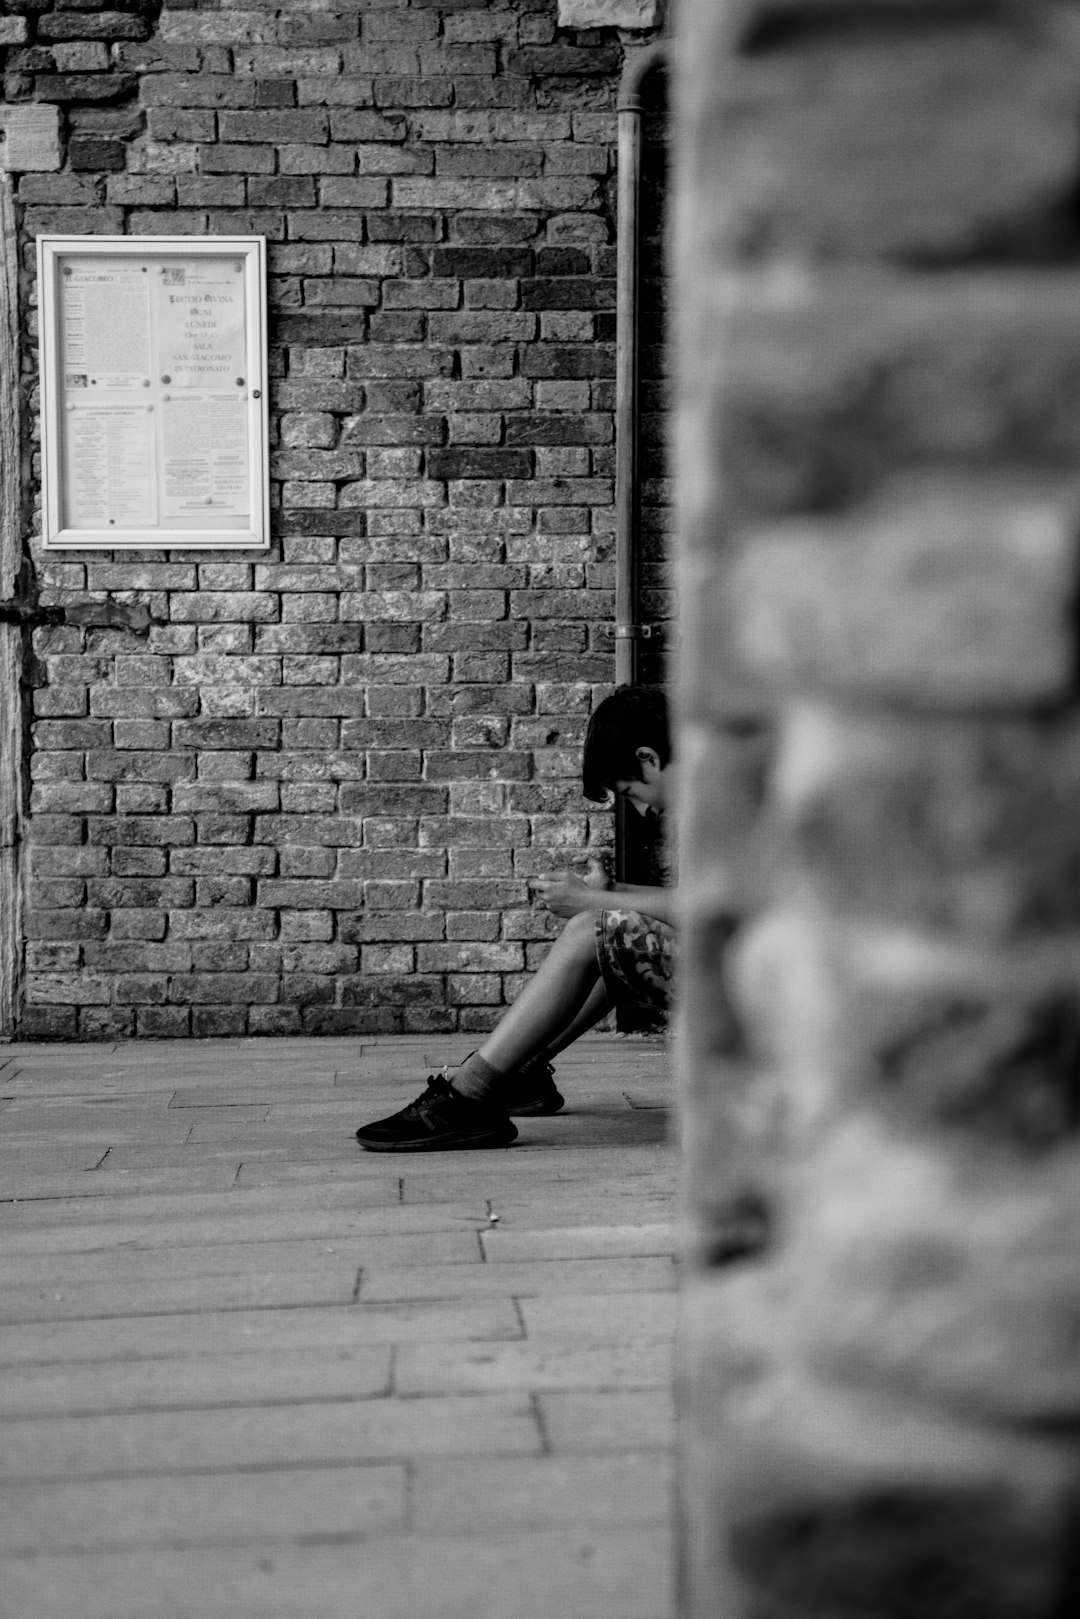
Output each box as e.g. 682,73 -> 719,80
37,236 -> 269,550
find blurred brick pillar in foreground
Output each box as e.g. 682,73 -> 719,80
673,1 -> 1080,1614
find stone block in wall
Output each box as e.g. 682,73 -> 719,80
0,105 -> 62,172
690,5 -> 1080,264
558,0 -> 664,27
684,271 -> 1080,529
729,476 -> 1080,710
38,11 -> 150,43
763,704 -> 1080,936
51,44 -> 111,74
34,74 -> 139,105
68,137 -> 127,173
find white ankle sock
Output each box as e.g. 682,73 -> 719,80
448,1051 -> 504,1102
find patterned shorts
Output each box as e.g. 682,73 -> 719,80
595,908 -> 676,1010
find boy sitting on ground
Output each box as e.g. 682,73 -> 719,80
355,685 -> 677,1153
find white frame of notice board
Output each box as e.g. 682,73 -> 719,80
37,235 -> 269,550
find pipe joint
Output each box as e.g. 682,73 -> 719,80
616,39 -> 668,113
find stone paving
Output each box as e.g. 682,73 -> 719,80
0,1033 -> 676,1619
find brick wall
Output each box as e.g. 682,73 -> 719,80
0,0 -> 671,1040
675,0 -> 1080,1612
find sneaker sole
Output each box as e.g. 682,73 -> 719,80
506,1095 -> 565,1116
356,1130 -> 517,1152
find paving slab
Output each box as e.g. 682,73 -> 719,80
0,1233 -> 480,1287
400,1173 -> 674,1208
0,1076 -> 181,1099
358,1255 -> 675,1304
539,1389 -> 676,1453
395,1339 -> 674,1396
0,1201 -> 477,1253
410,1452 -> 674,1533
0,1464 -> 408,1553
1,1527 -> 672,1619
0,1143 -> 112,1173
0,1298 -> 525,1366
0,1267 -> 363,1322
1,1395 -> 543,1482
2,1180 -> 409,1229
1,1164 -> 244,1200
169,1083 -> 346,1108
0,1346 -> 393,1420
519,1290 -> 676,1345
73,1141 -> 337,1169
481,1222 -> 677,1261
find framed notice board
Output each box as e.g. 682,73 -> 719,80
37,236 -> 269,550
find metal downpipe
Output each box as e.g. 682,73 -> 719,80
614,38 -> 667,692
614,40 -> 667,884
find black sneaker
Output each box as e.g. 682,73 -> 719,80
355,1076 -> 518,1153
500,1062 -> 564,1116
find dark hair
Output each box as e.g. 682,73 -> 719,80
582,685 -> 671,802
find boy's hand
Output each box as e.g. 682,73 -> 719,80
583,854 -> 612,890
530,869 -> 604,919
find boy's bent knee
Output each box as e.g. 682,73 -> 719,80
560,909 -> 598,952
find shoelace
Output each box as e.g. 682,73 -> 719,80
400,1076 -> 453,1119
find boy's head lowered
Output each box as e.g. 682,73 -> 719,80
582,685 -> 671,809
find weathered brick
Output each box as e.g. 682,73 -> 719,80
729,480 -> 1080,710
25,909 -> 109,942
29,783 -> 114,815
86,817 -> 196,848
201,142 -> 275,174
520,347 -> 616,380
507,46 -> 620,77
110,913 -> 168,942
522,278 -> 615,311
173,783 -> 280,814
68,136 -> 126,171
219,109 -> 328,141
39,11 -> 150,42
145,110 -> 213,143
26,817 -> 84,849
19,1006 -> 78,1039
428,448 -> 534,481
88,877 -> 194,910
172,719 -> 281,751
34,687 -> 89,718
256,879 -> 364,911
191,1006 -> 249,1036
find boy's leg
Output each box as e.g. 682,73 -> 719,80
454,910 -> 605,1094
522,977 -> 614,1064
462,975 -> 614,1116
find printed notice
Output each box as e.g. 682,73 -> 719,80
162,395 -> 249,517
65,406 -> 156,527
156,262 -> 247,390
61,265 -> 151,390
